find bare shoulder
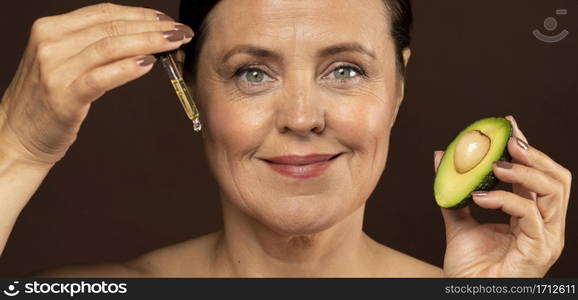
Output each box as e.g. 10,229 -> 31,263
30,232 -> 221,278
367,238 -> 444,277
30,262 -> 143,278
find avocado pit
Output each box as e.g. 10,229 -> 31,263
454,130 -> 491,174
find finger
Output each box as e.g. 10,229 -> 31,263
69,55 -> 156,105
434,150 -> 443,172
38,21 -> 187,68
505,115 -> 528,143
62,29 -> 190,81
506,136 -> 571,189
492,161 -> 562,225
34,3 -> 169,39
40,20 -> 183,68
505,115 -> 536,200
504,133 -> 571,229
507,115 -> 570,250
472,190 -> 545,241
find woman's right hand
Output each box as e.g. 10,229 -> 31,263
0,3 -> 193,167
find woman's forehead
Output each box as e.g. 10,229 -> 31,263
204,0 -> 390,58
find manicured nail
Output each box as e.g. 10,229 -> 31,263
516,137 -> 529,151
163,30 -> 185,42
175,24 -> 194,39
507,115 -> 517,126
471,191 -> 488,197
136,55 -> 156,67
494,161 -> 513,169
156,13 -> 174,22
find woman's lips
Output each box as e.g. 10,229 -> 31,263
261,153 -> 342,179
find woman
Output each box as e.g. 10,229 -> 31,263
0,0 -> 571,277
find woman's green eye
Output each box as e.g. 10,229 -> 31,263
234,65 -> 364,84
245,70 -> 265,83
332,66 -> 359,80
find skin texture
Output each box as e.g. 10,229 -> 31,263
0,1 -> 570,277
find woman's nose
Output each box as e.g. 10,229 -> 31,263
275,79 -> 326,136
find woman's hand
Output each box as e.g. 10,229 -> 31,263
0,3 -> 192,166
435,115 -> 572,277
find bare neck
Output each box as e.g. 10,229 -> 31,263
211,200 -> 377,277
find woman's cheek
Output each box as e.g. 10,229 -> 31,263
331,97 -> 392,156
205,98 -> 270,157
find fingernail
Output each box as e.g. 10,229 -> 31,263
136,55 -> 156,67
507,115 -> 517,126
175,24 -> 194,39
156,13 -> 174,22
516,137 -> 529,151
471,191 -> 488,197
494,160 -> 513,169
163,30 -> 185,42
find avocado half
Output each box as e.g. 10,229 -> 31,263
434,117 -> 512,209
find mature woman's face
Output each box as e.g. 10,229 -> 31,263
194,0 -> 405,235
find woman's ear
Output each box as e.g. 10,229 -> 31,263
402,47 -> 411,69
397,47 -> 411,102
391,48 -> 411,129
174,49 -> 186,74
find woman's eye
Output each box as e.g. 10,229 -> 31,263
244,70 -> 265,83
235,68 -> 271,84
326,65 -> 364,81
233,64 -> 365,86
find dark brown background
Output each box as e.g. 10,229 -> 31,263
0,0 -> 576,276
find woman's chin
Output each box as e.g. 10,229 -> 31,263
253,197 -> 356,236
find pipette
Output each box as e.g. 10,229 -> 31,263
155,52 -> 202,132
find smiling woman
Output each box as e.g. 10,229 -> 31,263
0,0 -> 572,278
166,0 -> 423,276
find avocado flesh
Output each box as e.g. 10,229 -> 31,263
434,117 -> 512,209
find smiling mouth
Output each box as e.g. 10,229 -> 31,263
260,153 -> 343,179
261,153 -> 343,165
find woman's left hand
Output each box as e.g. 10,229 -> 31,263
435,115 -> 572,277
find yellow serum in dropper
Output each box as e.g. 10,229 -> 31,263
157,52 -> 202,132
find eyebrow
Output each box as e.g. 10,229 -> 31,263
221,42 -> 377,62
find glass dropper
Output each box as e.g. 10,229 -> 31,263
155,52 -> 202,132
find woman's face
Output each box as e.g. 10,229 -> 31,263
194,0 -> 406,235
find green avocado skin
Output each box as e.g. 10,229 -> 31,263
445,150 -> 511,209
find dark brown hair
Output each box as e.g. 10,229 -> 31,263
179,0 -> 413,86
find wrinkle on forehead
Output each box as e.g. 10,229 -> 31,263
205,0 -> 389,59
